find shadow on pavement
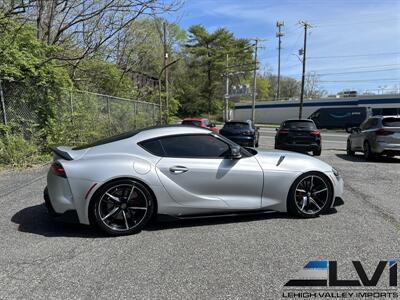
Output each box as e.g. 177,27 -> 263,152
12,205 -> 338,236
145,208 -> 338,232
335,153 -> 400,163
11,204 -> 106,238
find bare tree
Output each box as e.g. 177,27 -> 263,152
1,0 -> 181,64
304,72 -> 326,99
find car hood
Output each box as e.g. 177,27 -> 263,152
254,150 -> 333,173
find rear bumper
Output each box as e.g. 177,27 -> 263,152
222,135 -> 255,146
276,142 -> 320,152
44,187 -> 79,223
373,142 -> 400,155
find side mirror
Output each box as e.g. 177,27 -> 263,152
209,123 -> 216,128
275,128 -> 279,131
230,145 -> 242,159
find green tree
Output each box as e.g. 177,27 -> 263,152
180,25 -> 253,117
0,15 -> 71,136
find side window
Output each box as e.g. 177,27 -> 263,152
140,139 -> 165,156
362,118 -> 378,130
360,119 -> 370,130
160,134 -> 230,158
370,118 -> 379,128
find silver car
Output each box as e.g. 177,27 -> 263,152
44,125 -> 344,236
347,116 -> 400,160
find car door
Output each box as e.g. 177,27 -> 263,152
352,119 -> 369,150
153,134 -> 263,210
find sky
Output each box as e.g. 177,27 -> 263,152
167,0 -> 400,95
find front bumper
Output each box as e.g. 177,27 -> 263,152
330,174 -> 344,208
44,186 -> 79,223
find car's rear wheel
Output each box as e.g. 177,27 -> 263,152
363,141 -> 374,161
313,147 -> 322,156
287,172 -> 333,218
346,140 -> 355,156
91,179 -> 154,236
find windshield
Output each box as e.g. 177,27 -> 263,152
223,122 -> 250,129
282,120 -> 316,130
182,120 -> 202,127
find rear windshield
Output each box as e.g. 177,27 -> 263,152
282,120 -> 316,130
182,120 -> 202,127
382,117 -> 400,127
223,122 -> 250,129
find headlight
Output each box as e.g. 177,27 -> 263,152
332,167 -> 339,177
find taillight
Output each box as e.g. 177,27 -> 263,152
376,129 -> 394,136
242,130 -> 254,136
51,162 -> 66,177
310,130 -> 321,137
278,129 -> 289,136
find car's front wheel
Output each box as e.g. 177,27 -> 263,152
91,179 -> 154,236
287,172 -> 333,218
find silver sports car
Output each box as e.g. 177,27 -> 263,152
44,125 -> 344,235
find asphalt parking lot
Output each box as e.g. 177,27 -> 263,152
0,129 -> 399,299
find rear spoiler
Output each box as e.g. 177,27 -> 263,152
49,146 -> 73,161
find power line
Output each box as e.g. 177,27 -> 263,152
320,78 -> 400,83
307,63 -> 400,72
316,68 -> 400,76
309,52 -> 400,59
314,18 -> 400,28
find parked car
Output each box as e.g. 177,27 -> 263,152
181,118 -> 219,133
45,125 -> 343,236
346,115 -> 400,160
275,119 -> 322,156
308,107 -> 369,132
219,120 -> 259,147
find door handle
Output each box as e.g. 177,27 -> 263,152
169,166 -> 188,174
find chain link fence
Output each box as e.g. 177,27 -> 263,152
0,87 -> 160,145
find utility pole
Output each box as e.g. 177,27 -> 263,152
224,54 -> 229,122
276,21 -> 284,100
299,21 -> 311,119
163,22 -> 169,124
251,39 -> 258,124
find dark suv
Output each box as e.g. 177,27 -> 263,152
219,120 -> 260,147
275,119 -> 321,156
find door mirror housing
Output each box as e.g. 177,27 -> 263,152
229,145 -> 242,159
209,123 -> 216,128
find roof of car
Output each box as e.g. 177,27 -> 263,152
182,118 -> 206,122
73,125 -> 210,150
283,119 -> 314,122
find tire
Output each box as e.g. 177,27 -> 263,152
313,147 -> 322,156
91,179 -> 154,236
363,141 -> 374,161
287,172 -> 333,218
346,140 -> 355,156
